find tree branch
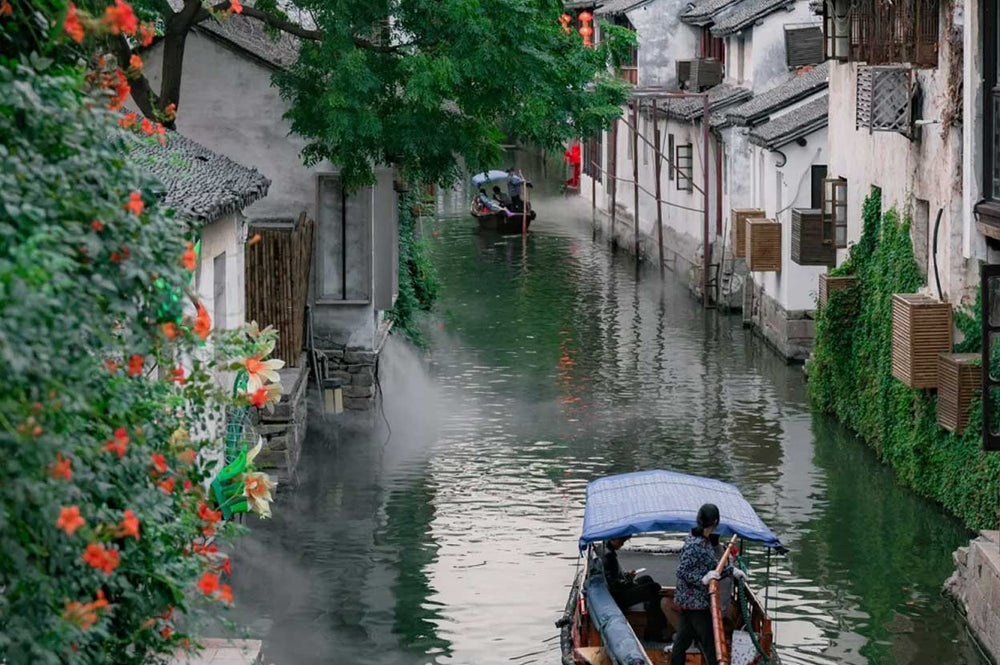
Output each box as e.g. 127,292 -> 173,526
114,35 -> 157,118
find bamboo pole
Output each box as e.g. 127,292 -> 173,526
631,102 -> 640,258
521,172 -> 528,236
708,534 -> 739,665
652,100 -> 664,272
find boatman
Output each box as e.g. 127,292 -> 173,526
603,535 -> 671,643
670,503 -> 747,665
505,168 -> 532,209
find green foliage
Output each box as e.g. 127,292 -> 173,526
0,61 -> 269,662
389,190 -> 440,344
271,0 -> 634,188
809,189 -> 1000,530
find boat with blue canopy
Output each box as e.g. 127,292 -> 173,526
559,470 -> 784,665
469,169 -> 536,233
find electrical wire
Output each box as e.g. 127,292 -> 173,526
776,147 -> 822,217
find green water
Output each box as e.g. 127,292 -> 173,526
231,161 -> 983,665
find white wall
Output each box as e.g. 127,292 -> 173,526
963,0 -> 988,262
197,212 -> 246,331
627,0 -> 700,87
141,31 -> 330,221
751,127 -> 829,312
827,59 -> 969,303
742,3 -> 820,92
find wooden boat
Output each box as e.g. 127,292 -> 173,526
471,204 -> 536,233
469,169 -> 536,233
558,470 -> 784,665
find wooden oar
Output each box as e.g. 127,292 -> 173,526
708,534 -> 739,665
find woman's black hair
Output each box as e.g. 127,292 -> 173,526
691,503 -> 721,537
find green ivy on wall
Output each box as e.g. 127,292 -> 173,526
809,188 -> 1000,530
389,190 -> 440,345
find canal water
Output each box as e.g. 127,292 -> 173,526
231,161 -> 983,665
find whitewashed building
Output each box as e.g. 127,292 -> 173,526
138,14 -> 398,410
574,0 -> 827,359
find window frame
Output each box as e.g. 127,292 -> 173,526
985,0 -> 999,207
676,142 -> 693,192
822,177 -> 848,248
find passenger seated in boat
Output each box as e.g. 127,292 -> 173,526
492,186 -> 511,207
603,536 -> 671,642
477,188 -> 511,216
670,503 -> 747,665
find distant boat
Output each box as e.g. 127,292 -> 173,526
559,470 -> 784,665
470,170 -> 536,233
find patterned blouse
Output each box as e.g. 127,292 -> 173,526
674,535 -> 732,610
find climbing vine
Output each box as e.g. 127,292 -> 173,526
389,189 -> 440,345
809,188 -> 1000,530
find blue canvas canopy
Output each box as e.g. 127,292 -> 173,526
579,470 -> 784,551
471,170 -> 510,187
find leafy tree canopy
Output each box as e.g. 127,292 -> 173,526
9,0 -> 634,189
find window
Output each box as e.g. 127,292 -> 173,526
700,26 -> 725,63
824,0 -> 939,67
737,35 -> 745,83
668,134 -> 675,181
979,0 -> 1000,226
811,165 -> 828,208
583,135 -> 602,178
856,65 -> 915,137
822,177 -> 848,247
676,143 -> 693,191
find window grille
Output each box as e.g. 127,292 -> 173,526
676,143 -> 693,192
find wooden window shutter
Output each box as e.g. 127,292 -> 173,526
822,177 -> 848,247
786,25 -> 824,68
668,134 -> 675,180
856,65 -> 872,131
870,66 -> 914,137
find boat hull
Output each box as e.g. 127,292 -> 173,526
471,208 -> 536,233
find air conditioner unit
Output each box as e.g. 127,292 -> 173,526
689,58 -> 723,90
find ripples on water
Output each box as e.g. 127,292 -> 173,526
230,162 -> 982,665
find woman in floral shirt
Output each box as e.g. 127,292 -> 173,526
670,503 -> 746,665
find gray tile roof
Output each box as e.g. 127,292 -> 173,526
680,0 -> 743,25
717,62 -> 828,127
128,131 -> 271,223
710,0 -> 797,35
654,83 -> 752,121
595,0 -> 649,15
195,14 -> 300,69
747,93 -> 828,148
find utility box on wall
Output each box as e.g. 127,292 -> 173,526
890,293 -> 953,389
732,208 -> 765,259
817,273 -> 856,309
745,218 -> 782,272
937,353 -> 981,433
791,208 -> 835,267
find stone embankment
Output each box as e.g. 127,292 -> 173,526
944,531 -> 1000,664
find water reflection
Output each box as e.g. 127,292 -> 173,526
230,155 -> 979,665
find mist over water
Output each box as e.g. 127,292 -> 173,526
229,158 -> 983,665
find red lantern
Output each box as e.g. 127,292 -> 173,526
578,11 -> 593,47
559,13 -> 572,33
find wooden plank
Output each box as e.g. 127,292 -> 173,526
891,294 -> 953,388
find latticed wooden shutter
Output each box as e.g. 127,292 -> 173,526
870,66 -> 913,136
786,25 -> 824,67
856,65 -> 872,130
